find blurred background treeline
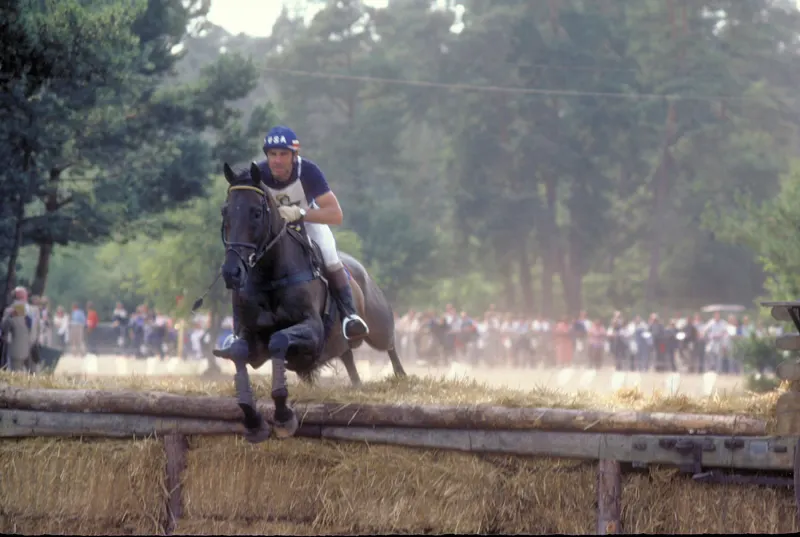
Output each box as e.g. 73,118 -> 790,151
4,0 -> 800,325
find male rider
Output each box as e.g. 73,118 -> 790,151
255,125 -> 369,341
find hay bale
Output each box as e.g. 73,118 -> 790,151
0,438 -> 165,534
0,372 -> 792,534
0,516 -> 151,535
181,437 -> 798,534
486,456 -> 598,534
183,436 -> 503,534
622,468 -> 797,533
173,518 -> 321,535
0,433 -> 795,534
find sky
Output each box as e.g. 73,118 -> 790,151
207,0 -> 389,37
208,0 -> 799,38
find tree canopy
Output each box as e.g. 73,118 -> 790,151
6,0 -> 800,321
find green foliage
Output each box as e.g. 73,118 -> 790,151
0,0 -> 267,302
732,333 -> 784,393
714,160 -> 800,303
10,0 -> 800,320
734,333 -> 784,375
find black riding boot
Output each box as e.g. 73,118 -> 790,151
328,266 -> 369,341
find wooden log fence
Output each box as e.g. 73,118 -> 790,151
0,385 -> 770,435
1,383 -> 799,535
4,296 -> 800,537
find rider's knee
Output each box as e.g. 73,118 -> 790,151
306,223 -> 340,269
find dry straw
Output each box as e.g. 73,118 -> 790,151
0,371 -> 792,534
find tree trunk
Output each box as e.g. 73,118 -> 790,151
517,238 -> 535,316
540,176 -> 558,318
563,223 -> 584,316
30,241 -> 53,297
498,256 -> 516,312
645,101 -> 677,306
2,202 -> 24,311
30,183 -> 62,297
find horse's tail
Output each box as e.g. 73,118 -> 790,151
290,353 -> 336,385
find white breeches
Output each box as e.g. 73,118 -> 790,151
305,223 -> 342,270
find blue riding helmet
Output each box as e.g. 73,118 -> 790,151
263,125 -> 300,153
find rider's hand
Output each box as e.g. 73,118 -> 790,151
278,205 -> 304,222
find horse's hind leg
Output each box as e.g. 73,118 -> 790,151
387,346 -> 407,378
340,349 -> 362,387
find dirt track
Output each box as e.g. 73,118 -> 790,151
53,352 -> 747,397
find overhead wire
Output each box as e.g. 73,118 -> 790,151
0,62 -> 758,104
260,66 -> 757,103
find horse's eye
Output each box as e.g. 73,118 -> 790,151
253,209 -> 263,219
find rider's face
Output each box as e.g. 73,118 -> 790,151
266,149 -> 294,181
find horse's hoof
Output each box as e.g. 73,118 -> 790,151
212,348 -> 231,359
273,413 -> 299,439
243,418 -> 272,444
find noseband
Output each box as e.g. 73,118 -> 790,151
222,184 -> 287,270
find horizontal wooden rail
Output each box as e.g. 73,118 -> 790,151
0,385 -> 770,436
0,409 -> 793,471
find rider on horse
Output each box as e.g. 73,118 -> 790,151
255,125 -> 369,341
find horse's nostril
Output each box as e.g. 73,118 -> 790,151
233,267 -> 241,278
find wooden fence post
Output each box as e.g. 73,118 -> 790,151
163,434 -> 188,535
596,459 -> 621,535
761,301 -> 800,531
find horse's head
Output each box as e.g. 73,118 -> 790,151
220,162 -> 280,290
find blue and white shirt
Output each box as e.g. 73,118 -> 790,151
256,157 -> 331,211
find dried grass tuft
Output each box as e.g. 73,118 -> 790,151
0,438 -> 166,535
172,518 -> 322,535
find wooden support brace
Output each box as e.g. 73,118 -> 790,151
163,434 -> 188,535
596,459 -> 622,535
794,437 -> 800,532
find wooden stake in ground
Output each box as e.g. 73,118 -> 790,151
163,434 -> 188,535
596,459 -> 622,535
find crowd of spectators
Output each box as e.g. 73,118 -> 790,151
395,305 -> 780,374
1,286 -> 779,377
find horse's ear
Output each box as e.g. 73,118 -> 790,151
250,162 -> 261,185
223,163 -> 236,185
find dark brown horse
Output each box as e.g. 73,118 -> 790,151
213,162 -> 406,443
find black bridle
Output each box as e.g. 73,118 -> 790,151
221,184 -> 287,270
191,183 -> 310,313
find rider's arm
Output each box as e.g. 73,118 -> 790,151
305,191 -> 343,226
299,162 -> 343,226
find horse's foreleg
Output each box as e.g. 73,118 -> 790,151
267,327 -> 316,439
229,336 -> 271,444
